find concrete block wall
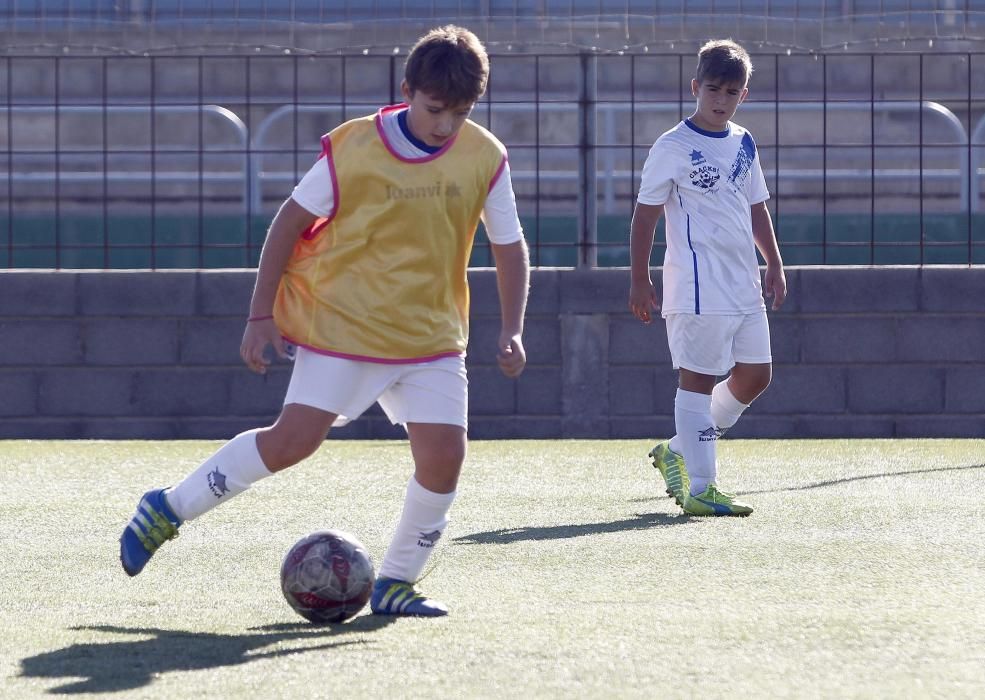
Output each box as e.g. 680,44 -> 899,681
1,267 -> 983,439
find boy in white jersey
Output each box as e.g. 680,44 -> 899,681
629,39 -> 786,516
120,26 -> 530,616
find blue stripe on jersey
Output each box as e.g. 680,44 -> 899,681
684,118 -> 730,139
677,186 -> 700,315
742,131 -> 756,158
729,132 -> 757,185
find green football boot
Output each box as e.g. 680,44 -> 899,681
682,484 -> 753,517
648,440 -> 690,507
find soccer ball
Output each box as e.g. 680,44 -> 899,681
280,530 -> 376,624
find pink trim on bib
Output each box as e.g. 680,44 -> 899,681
488,154 -> 507,192
301,134 -> 341,241
284,335 -> 463,365
374,104 -> 458,163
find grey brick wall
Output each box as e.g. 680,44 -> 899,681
1,267 -> 982,439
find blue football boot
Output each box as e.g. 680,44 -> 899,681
120,488 -> 181,576
370,577 -> 448,617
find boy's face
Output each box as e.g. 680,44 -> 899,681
401,81 -> 475,148
690,78 -> 748,132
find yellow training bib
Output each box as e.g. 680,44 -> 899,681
275,106 -> 506,362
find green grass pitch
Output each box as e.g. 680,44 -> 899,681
1,439 -> 983,698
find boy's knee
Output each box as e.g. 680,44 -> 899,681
257,422 -> 325,471
730,363 -> 772,403
409,431 -> 466,493
421,441 -> 466,472
415,459 -> 463,494
443,442 -> 467,469
755,366 -> 772,393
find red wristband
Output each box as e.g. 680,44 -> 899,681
247,314 -> 274,322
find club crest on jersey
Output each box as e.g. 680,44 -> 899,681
690,163 -> 720,191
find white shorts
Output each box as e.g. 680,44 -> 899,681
665,311 -> 772,376
283,348 -> 468,429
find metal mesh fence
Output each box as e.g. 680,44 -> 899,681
1,2 -> 983,268
2,49 -> 982,269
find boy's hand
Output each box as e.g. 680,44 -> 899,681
240,318 -> 288,374
497,333 -> 526,378
629,280 -> 660,324
764,265 -> 787,311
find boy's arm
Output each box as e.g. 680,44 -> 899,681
240,197 -> 318,374
490,239 -> 530,378
751,201 -> 787,311
628,202 -> 664,324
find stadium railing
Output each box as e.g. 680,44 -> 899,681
2,52 -> 983,268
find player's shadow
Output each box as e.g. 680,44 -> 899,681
738,463 -> 985,496
453,511 -> 687,545
19,616 -> 396,695
624,463 -> 985,502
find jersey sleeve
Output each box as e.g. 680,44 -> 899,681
636,138 -> 676,206
481,158 -> 524,245
747,135 -> 770,205
291,149 -> 336,217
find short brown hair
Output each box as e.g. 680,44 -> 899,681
404,25 -> 489,106
696,39 -> 752,86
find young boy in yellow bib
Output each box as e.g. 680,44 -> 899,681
120,25 -> 530,617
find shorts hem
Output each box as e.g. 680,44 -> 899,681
282,399 -> 361,426
733,355 -> 773,365
390,416 -> 468,430
672,360 -> 733,377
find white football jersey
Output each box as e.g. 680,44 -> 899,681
638,118 -> 770,316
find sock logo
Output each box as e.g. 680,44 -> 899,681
698,427 -> 719,442
208,467 -> 230,498
417,530 -> 442,548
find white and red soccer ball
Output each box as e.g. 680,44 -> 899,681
280,530 -> 375,624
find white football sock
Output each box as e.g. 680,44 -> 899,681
669,434 -> 683,455
674,388 -> 718,496
165,428 -> 272,522
378,476 -> 455,583
711,380 -> 749,433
